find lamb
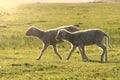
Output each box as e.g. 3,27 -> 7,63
56,29 -> 111,62
25,25 -> 79,60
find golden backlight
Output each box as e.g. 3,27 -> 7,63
0,1 -> 20,10
0,0 -> 94,10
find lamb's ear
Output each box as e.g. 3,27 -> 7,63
61,29 -> 67,37
57,29 -> 61,35
57,29 -> 63,37
31,27 -> 39,35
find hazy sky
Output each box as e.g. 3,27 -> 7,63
42,0 -> 94,3
0,0 -> 94,4
0,0 -> 94,9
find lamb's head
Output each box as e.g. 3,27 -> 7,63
56,29 -> 67,41
26,27 -> 37,36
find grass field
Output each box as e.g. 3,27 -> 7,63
0,3 -> 120,80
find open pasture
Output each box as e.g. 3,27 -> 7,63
0,3 -> 120,80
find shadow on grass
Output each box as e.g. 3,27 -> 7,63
88,59 -> 100,63
88,59 -> 120,64
0,55 -> 31,60
0,56 -> 17,60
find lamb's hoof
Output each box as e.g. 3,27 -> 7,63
66,58 -> 70,60
105,61 -> 108,63
83,59 -> 89,62
100,60 -> 104,63
58,56 -> 63,60
36,58 -> 40,60
60,58 -> 63,60
105,59 -> 108,63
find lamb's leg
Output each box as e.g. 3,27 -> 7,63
105,50 -> 108,62
78,46 -> 88,61
36,44 -> 49,60
66,45 -> 77,60
97,43 -> 107,63
52,44 -> 63,60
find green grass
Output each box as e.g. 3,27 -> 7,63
0,3 -> 120,80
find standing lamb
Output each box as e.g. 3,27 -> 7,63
26,25 -> 79,60
56,29 -> 111,62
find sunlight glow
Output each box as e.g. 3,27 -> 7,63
43,0 -> 94,3
0,0 -> 94,9
0,1 -> 18,9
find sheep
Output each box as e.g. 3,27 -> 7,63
25,25 -> 79,60
56,29 -> 111,63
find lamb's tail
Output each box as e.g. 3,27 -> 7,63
104,33 -> 111,49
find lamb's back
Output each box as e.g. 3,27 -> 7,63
72,30 -> 100,45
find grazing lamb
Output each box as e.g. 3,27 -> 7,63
56,29 -> 111,62
26,25 -> 79,60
